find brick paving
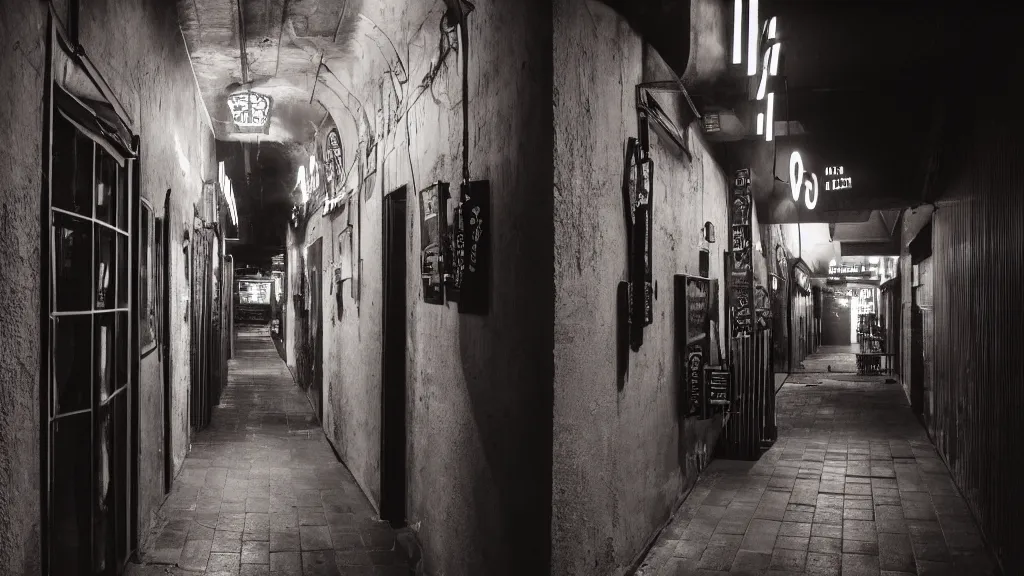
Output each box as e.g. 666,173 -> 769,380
127,326 -> 410,576
636,355 -> 997,576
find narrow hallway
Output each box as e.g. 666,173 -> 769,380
636,371 -> 996,576
127,327 -> 410,576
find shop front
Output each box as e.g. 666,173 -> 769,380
789,260 -> 817,368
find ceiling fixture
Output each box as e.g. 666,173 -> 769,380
226,91 -> 272,133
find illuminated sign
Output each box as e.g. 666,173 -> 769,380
734,0 -> 782,142
218,162 -> 239,227
789,151 -> 819,210
824,166 -> 852,191
296,155 -> 321,204
226,91 -> 272,132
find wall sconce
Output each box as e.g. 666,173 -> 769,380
703,221 -> 716,243
182,229 -> 191,252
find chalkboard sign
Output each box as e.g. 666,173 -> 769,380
706,368 -> 730,406
459,180 -> 489,315
684,276 -> 710,344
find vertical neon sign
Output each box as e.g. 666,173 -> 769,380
735,1 -> 782,142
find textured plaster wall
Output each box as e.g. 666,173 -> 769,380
551,2 -> 740,573
286,0 -> 554,574
0,1 -> 215,568
0,1 -> 48,574
77,0 -> 217,544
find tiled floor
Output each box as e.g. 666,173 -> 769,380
791,345 -> 859,374
127,326 -> 410,576
636,353 -> 997,576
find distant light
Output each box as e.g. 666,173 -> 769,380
829,259 -> 837,268
732,0 -> 743,64
789,151 -> 804,201
297,165 -> 308,203
765,93 -> 775,141
748,0 -> 759,76
869,256 -> 880,264
756,112 -> 765,135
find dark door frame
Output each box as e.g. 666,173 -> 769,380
380,187 -> 408,526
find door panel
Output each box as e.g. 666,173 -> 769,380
381,188 -> 408,526
305,238 -> 324,421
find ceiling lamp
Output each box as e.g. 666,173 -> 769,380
227,91 -> 272,133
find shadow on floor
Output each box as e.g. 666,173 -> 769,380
127,326 -> 411,576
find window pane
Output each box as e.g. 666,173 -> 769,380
94,399 -> 114,573
95,228 -> 115,309
53,315 -> 91,415
95,313 -> 114,404
116,234 -> 128,308
115,312 -> 128,392
117,162 -> 129,231
95,149 -> 117,225
53,212 -> 93,312
140,209 -> 155,350
52,113 -> 93,216
50,412 -> 92,574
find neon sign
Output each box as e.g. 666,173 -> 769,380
734,1 -> 782,142
824,166 -> 852,191
789,151 -> 818,210
227,91 -> 272,131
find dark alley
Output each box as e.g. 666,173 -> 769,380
1,0 -> 1023,575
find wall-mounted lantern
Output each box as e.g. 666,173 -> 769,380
703,221 -> 716,244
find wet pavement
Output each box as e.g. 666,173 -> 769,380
127,326 -> 410,576
636,354 -> 997,576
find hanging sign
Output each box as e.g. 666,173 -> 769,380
226,91 -> 272,134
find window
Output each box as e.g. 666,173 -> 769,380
140,200 -> 156,354
47,105 -> 133,575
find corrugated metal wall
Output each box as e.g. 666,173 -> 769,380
928,76 -> 1024,574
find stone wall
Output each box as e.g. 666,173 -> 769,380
0,0 -> 216,570
550,1 -> 755,573
286,0 -> 554,574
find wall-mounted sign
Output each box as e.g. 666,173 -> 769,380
419,182 -> 448,305
677,275 -> 711,418
227,91 -> 272,133
706,368 -> 730,407
702,113 -> 721,133
824,165 -> 852,191
729,169 -> 755,339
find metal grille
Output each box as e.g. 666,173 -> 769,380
718,327 -> 776,459
929,98 -> 1024,574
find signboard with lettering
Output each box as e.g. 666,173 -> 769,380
706,368 -> 730,407
459,180 -> 490,315
687,344 -> 705,417
676,275 -> 711,418
729,169 -> 755,339
702,113 -> 721,133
